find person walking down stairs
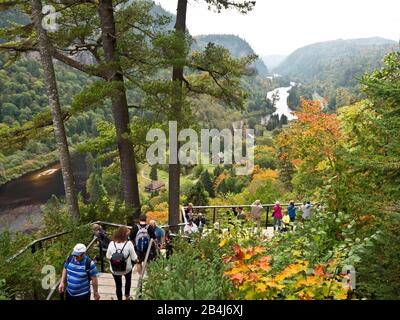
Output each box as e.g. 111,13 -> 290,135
58,243 -> 100,300
106,226 -> 138,301
130,214 -> 157,275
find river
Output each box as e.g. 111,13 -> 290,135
0,154 -> 88,233
261,83 -> 297,124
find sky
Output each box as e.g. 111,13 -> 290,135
155,0 -> 400,56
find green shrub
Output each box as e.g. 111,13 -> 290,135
355,214 -> 400,299
142,235 -> 233,300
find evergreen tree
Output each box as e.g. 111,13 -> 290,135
217,179 -> 228,195
213,166 -> 223,179
150,165 -> 158,181
280,114 -> 288,126
87,167 -> 108,203
200,170 -> 215,198
187,181 -> 209,207
166,0 -> 256,227
31,0 -> 80,218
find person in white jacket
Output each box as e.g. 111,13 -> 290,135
251,200 -> 263,225
301,201 -> 313,221
184,219 -> 198,235
106,226 -> 138,300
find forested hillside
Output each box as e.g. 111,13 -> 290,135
276,37 -> 398,109
276,37 -> 396,84
194,34 -> 269,76
0,55 -> 113,185
0,9 -> 29,27
0,4 -> 273,186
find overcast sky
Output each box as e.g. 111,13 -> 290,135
155,0 -> 400,56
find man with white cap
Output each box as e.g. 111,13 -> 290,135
58,243 -> 100,300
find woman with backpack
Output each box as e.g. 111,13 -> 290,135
106,226 -> 138,301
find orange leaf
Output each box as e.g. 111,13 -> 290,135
314,265 -> 325,276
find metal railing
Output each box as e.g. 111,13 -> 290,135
181,203 -> 304,228
6,231 -> 70,263
6,220 -> 187,264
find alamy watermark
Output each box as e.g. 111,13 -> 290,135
41,4 -> 60,32
146,121 -> 255,175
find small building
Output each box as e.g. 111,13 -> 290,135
145,181 -> 165,193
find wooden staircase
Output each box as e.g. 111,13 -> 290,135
91,272 -> 141,300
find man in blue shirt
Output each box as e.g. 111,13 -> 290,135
150,220 -> 165,247
58,243 -> 100,300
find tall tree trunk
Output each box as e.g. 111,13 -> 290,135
31,0 -> 80,219
168,0 -> 188,227
98,0 -> 141,223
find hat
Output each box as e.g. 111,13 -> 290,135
72,243 -> 87,256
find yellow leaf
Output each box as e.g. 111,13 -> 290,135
219,239 -> 227,248
333,289 -> 348,300
256,283 -> 267,292
244,253 -> 252,260
292,250 -> 302,257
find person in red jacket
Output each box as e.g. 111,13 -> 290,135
273,201 -> 283,231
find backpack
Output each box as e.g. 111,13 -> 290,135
110,241 -> 129,272
135,224 -> 150,252
66,255 -> 92,281
100,232 -> 111,251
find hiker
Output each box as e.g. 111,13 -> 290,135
287,201 -> 297,222
184,218 -> 199,235
301,201 -> 313,221
237,207 -> 246,220
92,223 -> 111,253
185,203 -> 194,221
58,243 -> 100,300
273,201 -> 283,231
194,213 -> 207,228
106,226 -> 137,301
150,219 -> 165,247
130,214 -> 156,275
250,200 -> 263,224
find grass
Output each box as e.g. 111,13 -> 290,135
138,163 -> 198,201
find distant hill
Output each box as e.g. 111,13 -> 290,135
193,34 -> 268,76
0,9 -> 29,28
275,37 -> 397,87
262,55 -> 287,70
151,4 -> 268,76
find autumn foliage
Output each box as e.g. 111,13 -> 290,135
276,99 -> 341,169
146,210 -> 168,225
223,243 -> 349,300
